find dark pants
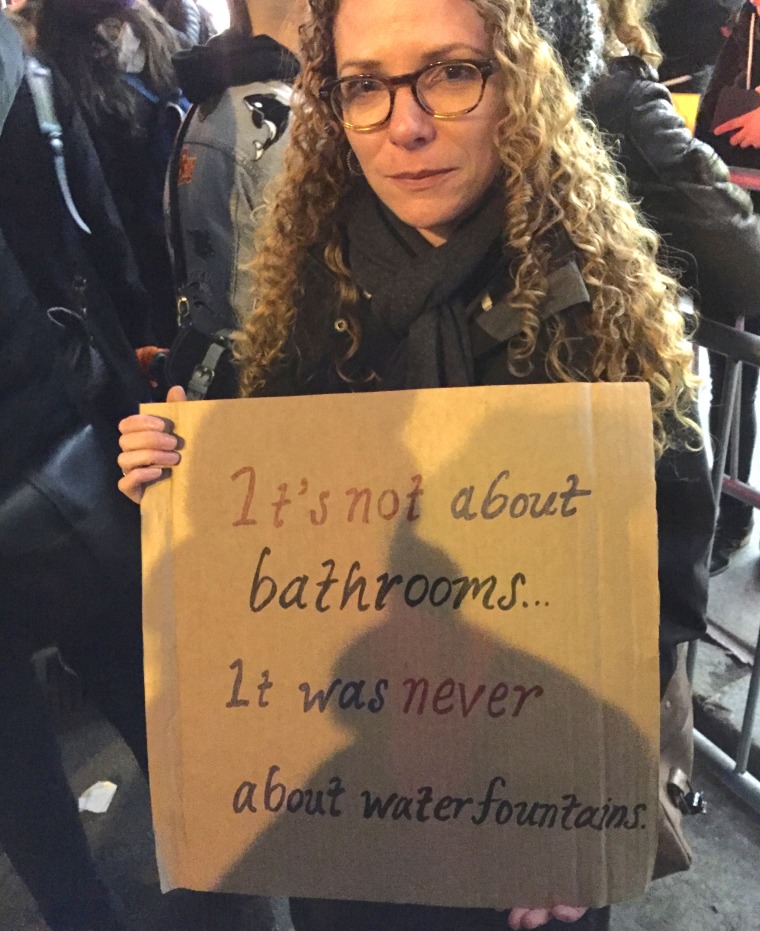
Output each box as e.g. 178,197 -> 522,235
290,899 -> 611,931
0,526 -> 146,931
709,348 -> 760,536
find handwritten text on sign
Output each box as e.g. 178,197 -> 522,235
142,384 -> 660,909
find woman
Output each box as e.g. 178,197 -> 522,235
119,0 -> 714,927
35,0 -> 184,345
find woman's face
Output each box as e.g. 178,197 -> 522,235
333,0 -> 504,246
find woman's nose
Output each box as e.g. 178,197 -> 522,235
386,86 -> 436,148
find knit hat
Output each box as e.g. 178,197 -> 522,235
530,0 -> 605,96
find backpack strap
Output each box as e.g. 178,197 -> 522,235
166,102 -> 198,305
186,327 -> 235,400
121,70 -> 160,104
26,57 -> 91,235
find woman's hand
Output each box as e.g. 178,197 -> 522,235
508,906 -> 588,929
714,105 -> 760,147
118,385 -> 187,504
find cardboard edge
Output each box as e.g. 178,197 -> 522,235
142,467 -> 185,892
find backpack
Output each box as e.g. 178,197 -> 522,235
164,88 -> 291,399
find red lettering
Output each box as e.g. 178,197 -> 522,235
231,466 -> 257,526
401,676 -> 543,718
458,682 -> 486,718
487,682 -> 509,718
432,678 -> 456,714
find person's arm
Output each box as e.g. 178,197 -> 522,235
118,384 -> 186,504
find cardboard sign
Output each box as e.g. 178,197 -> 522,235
142,383 -> 660,909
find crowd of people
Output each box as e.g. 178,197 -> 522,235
1,0 -> 759,928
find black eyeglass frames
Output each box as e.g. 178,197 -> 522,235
319,58 -> 499,131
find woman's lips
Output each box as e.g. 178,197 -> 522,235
388,168 -> 454,188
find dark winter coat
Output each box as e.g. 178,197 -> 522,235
87,77 -> 184,347
0,210 -> 81,494
585,54 -> 760,322
0,45 -> 143,620
0,61 -> 149,424
0,18 -> 78,489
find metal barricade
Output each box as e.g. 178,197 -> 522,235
691,316 -> 760,813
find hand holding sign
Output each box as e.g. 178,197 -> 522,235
508,906 -> 588,929
118,385 -> 187,504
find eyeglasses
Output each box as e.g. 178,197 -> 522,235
319,58 -> 499,132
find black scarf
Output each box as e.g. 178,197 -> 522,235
344,180 -> 506,390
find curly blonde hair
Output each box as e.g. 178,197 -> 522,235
236,0 -> 697,457
597,0 -> 662,67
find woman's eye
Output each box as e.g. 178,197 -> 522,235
443,65 -> 471,80
342,79 -> 383,103
427,64 -> 475,86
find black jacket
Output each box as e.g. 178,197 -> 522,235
0,63 -> 149,423
0,226 -> 81,492
258,245 -> 715,694
585,55 -> 760,322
